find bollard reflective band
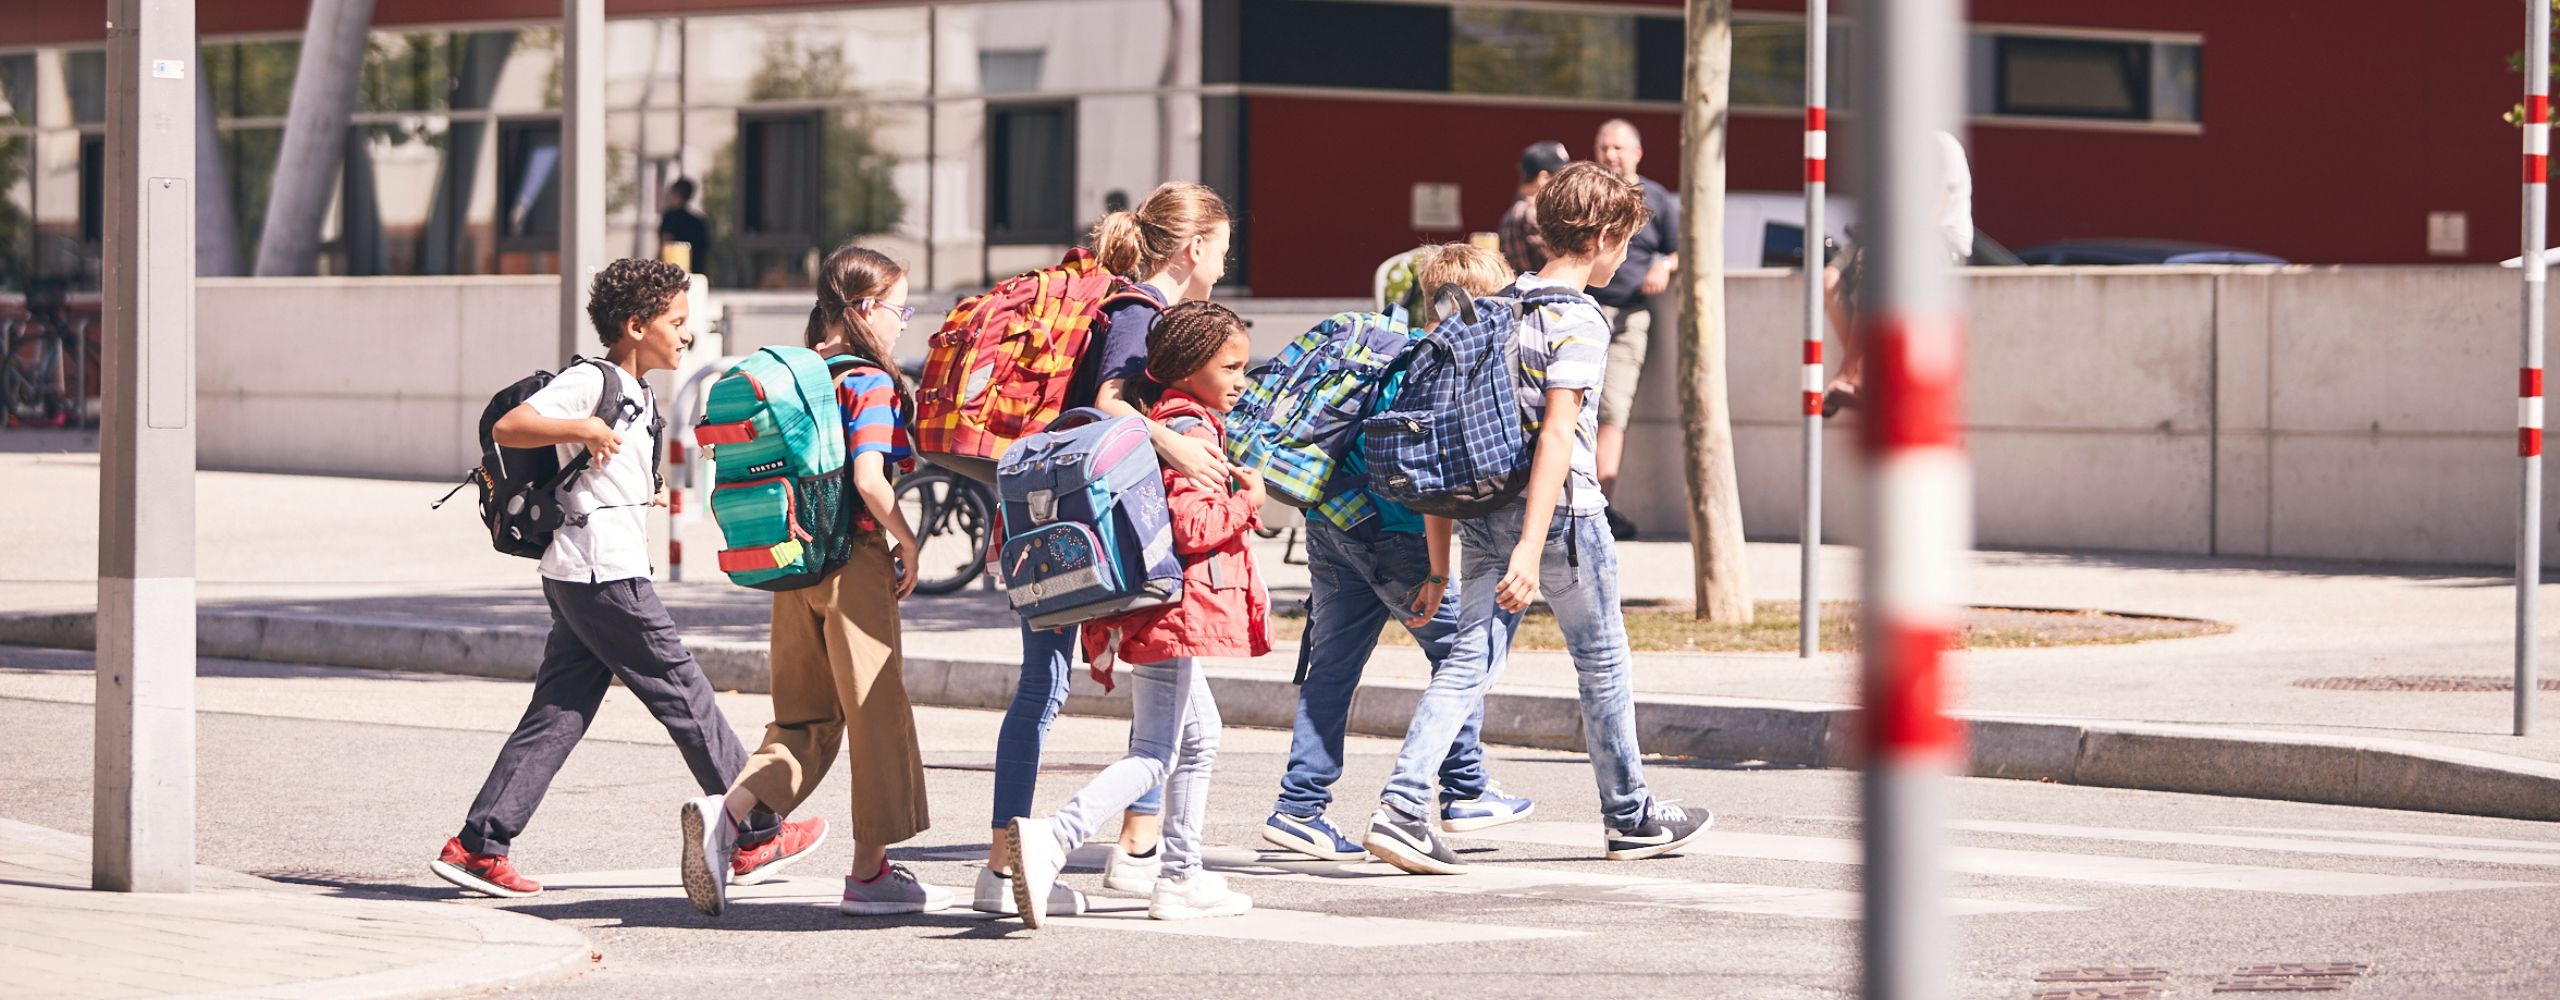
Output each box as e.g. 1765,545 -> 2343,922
2525,368 -> 2545,457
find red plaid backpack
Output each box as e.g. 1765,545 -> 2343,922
913,248 -> 1155,483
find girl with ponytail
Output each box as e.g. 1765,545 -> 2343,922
981,180 -> 1240,916
683,243 -> 947,919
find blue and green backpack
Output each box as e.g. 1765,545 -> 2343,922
697,347 -> 866,591
1222,310 -> 1427,510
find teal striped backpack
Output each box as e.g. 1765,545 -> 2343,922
696,347 -> 863,591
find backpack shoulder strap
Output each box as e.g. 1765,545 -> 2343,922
580,356 -> 627,425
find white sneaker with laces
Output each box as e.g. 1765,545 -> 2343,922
1102,844 -> 1163,894
1007,817 -> 1069,929
1148,870 -> 1252,921
838,862 -> 955,915
972,865 -> 1087,916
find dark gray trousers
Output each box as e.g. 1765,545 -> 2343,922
458,576 -> 779,856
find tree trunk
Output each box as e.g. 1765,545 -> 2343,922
254,0 -> 376,276
1680,0 -> 1753,623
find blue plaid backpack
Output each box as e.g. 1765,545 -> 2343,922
1362,284 -> 1584,518
995,408 -> 1188,629
1222,310 -> 1425,509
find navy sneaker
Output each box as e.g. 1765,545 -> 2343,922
1439,782 -> 1536,833
1262,812 -> 1369,862
1364,802 -> 1465,875
1604,799 -> 1714,861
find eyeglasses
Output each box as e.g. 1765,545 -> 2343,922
858,299 -> 917,322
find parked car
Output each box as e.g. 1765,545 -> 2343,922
1726,191 -> 2022,269
2012,239 -> 2287,266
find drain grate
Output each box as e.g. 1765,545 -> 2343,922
2294,675 -> 2560,693
2213,961 -> 2372,993
2032,965 -> 2169,999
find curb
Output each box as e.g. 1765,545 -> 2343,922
9,608 -> 2560,823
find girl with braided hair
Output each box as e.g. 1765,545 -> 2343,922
1003,301 -> 1269,927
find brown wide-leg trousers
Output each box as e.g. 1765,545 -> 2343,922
732,534 -> 930,845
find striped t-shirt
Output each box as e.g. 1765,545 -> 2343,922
836,367 -> 912,465
1509,275 -> 1609,515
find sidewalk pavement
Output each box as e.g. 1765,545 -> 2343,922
0,817 -> 592,999
7,447 -> 2560,821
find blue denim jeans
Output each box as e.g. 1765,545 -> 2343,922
1381,501 -> 1651,831
992,621 -> 1160,829
1275,524 -> 1487,817
1046,658 -> 1220,883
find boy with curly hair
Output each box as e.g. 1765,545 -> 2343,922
431,260 -> 819,898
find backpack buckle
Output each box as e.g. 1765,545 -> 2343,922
1028,489 -> 1056,524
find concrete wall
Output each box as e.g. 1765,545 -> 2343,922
192,267 -> 2558,567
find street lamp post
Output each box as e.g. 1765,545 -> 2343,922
96,0 -> 199,894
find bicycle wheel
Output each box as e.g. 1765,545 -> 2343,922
894,468 -> 992,596
2,329 -> 65,426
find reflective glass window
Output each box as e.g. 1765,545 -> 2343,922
685,9 -> 930,107
206,41 -> 303,120
1451,8 -> 1633,101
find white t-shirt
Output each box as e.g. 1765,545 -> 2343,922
523,362 -> 657,584
1939,131 -> 1974,261
1509,275 -> 1611,516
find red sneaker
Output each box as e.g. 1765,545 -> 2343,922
429,836 -> 543,898
733,817 -> 829,886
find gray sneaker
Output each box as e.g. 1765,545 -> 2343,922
839,863 -> 956,915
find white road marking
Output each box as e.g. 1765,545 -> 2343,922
2216,827 -> 2560,853
1453,822 -> 2539,896
528,867 -> 1583,947
1943,819 -> 2560,868
931,842 -> 2073,920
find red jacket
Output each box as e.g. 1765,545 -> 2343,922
1083,390 -> 1271,678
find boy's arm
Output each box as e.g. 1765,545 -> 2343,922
1406,514 -> 1457,624
492,403 -> 621,461
1497,387 -> 1581,613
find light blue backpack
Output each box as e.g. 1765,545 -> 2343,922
995,408 -> 1188,629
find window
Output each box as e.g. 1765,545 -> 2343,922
738,111 -> 819,247
78,134 -> 104,246
1238,1 -> 1449,92
0,54 -> 32,126
1989,35 -> 2200,123
986,102 -> 1075,245
496,119 -> 561,249
1451,8 -> 1634,101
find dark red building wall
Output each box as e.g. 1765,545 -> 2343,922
1240,1 -> 2544,296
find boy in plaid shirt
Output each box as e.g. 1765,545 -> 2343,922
1257,244 -> 1538,862
1363,165 -> 1713,875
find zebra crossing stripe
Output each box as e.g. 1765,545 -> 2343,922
1452,823 -> 2537,896
2216,826 -> 2560,853
1945,819 -> 2560,869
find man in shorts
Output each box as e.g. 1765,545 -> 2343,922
1586,120 -> 1681,540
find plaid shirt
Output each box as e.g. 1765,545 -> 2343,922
1497,195 -> 1547,275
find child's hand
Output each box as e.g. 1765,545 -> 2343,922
1403,574 -> 1448,627
1495,544 -> 1541,613
893,538 -> 920,600
577,417 -> 624,466
1233,466 -> 1265,507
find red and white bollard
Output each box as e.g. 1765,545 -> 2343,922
2518,0 -> 2547,738
668,439 -> 689,582
1798,0 -> 1829,659
1855,0 -> 1969,997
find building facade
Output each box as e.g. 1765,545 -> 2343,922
0,0 -> 2535,297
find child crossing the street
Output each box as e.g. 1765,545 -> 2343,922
1362,163 -> 1714,875
1005,301 -> 1268,926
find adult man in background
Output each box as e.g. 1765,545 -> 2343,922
1498,141 -> 1570,275
658,177 -> 714,279
1587,120 -> 1680,541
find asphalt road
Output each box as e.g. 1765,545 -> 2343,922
5,645 -> 2557,999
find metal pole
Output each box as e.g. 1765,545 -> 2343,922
2523,0 -> 2549,739
561,0 -> 606,362
1856,0 -> 1967,996
97,0 -> 197,893
1799,0 -> 1827,657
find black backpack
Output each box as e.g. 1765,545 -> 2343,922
436,357 -> 660,559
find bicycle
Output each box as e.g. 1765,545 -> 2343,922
2,277 -> 98,429
894,462 -> 995,596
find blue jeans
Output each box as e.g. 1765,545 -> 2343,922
993,621 -> 1160,829
1275,524 -> 1487,817
1380,501 -> 1651,831
1046,658 -> 1220,883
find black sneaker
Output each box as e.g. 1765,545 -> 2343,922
1363,803 -> 1465,875
1604,799 -> 1714,861
1605,508 -> 1638,541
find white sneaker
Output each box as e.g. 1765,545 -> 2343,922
838,863 -> 955,915
1007,817 -> 1068,929
973,865 -> 1088,916
1103,844 -> 1162,894
679,795 -> 738,917
1148,870 -> 1252,920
